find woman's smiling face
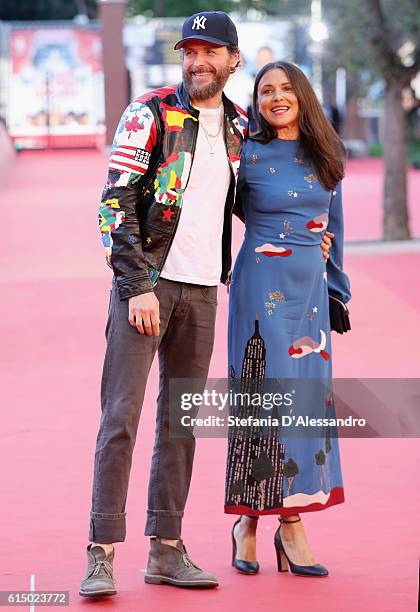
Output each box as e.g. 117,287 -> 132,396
257,68 -> 300,135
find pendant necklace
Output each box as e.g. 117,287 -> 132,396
200,112 -> 223,155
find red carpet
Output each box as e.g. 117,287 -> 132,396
1,151 -> 419,611
340,157 -> 420,241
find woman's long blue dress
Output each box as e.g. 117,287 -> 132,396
225,137 -> 351,516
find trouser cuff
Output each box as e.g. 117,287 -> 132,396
144,509 -> 183,539
89,512 -> 126,543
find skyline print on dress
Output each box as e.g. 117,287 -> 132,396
226,317 -> 286,513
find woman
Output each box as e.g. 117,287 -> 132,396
225,61 -> 351,577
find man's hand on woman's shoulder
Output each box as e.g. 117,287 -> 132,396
321,231 -> 334,261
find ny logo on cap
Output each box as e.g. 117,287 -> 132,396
192,15 -> 207,30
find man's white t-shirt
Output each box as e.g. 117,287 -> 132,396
160,105 -> 231,286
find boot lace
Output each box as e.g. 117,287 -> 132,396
88,559 -> 114,579
182,553 -> 202,571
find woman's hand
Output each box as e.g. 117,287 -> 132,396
321,231 -> 334,261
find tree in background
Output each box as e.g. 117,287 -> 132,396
128,0 -> 309,19
129,0 -> 235,19
367,0 -> 418,239
0,0 -> 98,21
324,0 -> 419,240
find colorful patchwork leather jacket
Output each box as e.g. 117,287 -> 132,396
99,82 -> 248,300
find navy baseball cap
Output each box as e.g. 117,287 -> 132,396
174,11 -> 238,50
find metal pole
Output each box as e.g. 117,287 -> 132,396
45,70 -> 51,149
310,0 -> 323,103
336,67 -> 346,118
98,0 -> 128,147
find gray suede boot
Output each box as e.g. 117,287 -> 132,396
79,545 -> 117,597
145,539 -> 219,588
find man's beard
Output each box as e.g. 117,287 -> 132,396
183,64 -> 231,101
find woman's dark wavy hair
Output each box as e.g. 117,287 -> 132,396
251,61 -> 345,190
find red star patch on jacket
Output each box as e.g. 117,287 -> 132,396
162,208 -> 175,221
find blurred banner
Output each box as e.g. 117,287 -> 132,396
8,25 -> 105,149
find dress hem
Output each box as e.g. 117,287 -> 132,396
224,486 -> 345,516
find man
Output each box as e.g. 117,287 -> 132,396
80,11 -> 332,597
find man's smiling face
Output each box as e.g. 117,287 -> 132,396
182,40 -> 236,102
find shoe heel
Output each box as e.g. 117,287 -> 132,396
274,526 -> 289,573
276,548 -> 289,572
144,574 -> 163,585
231,521 -> 238,567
